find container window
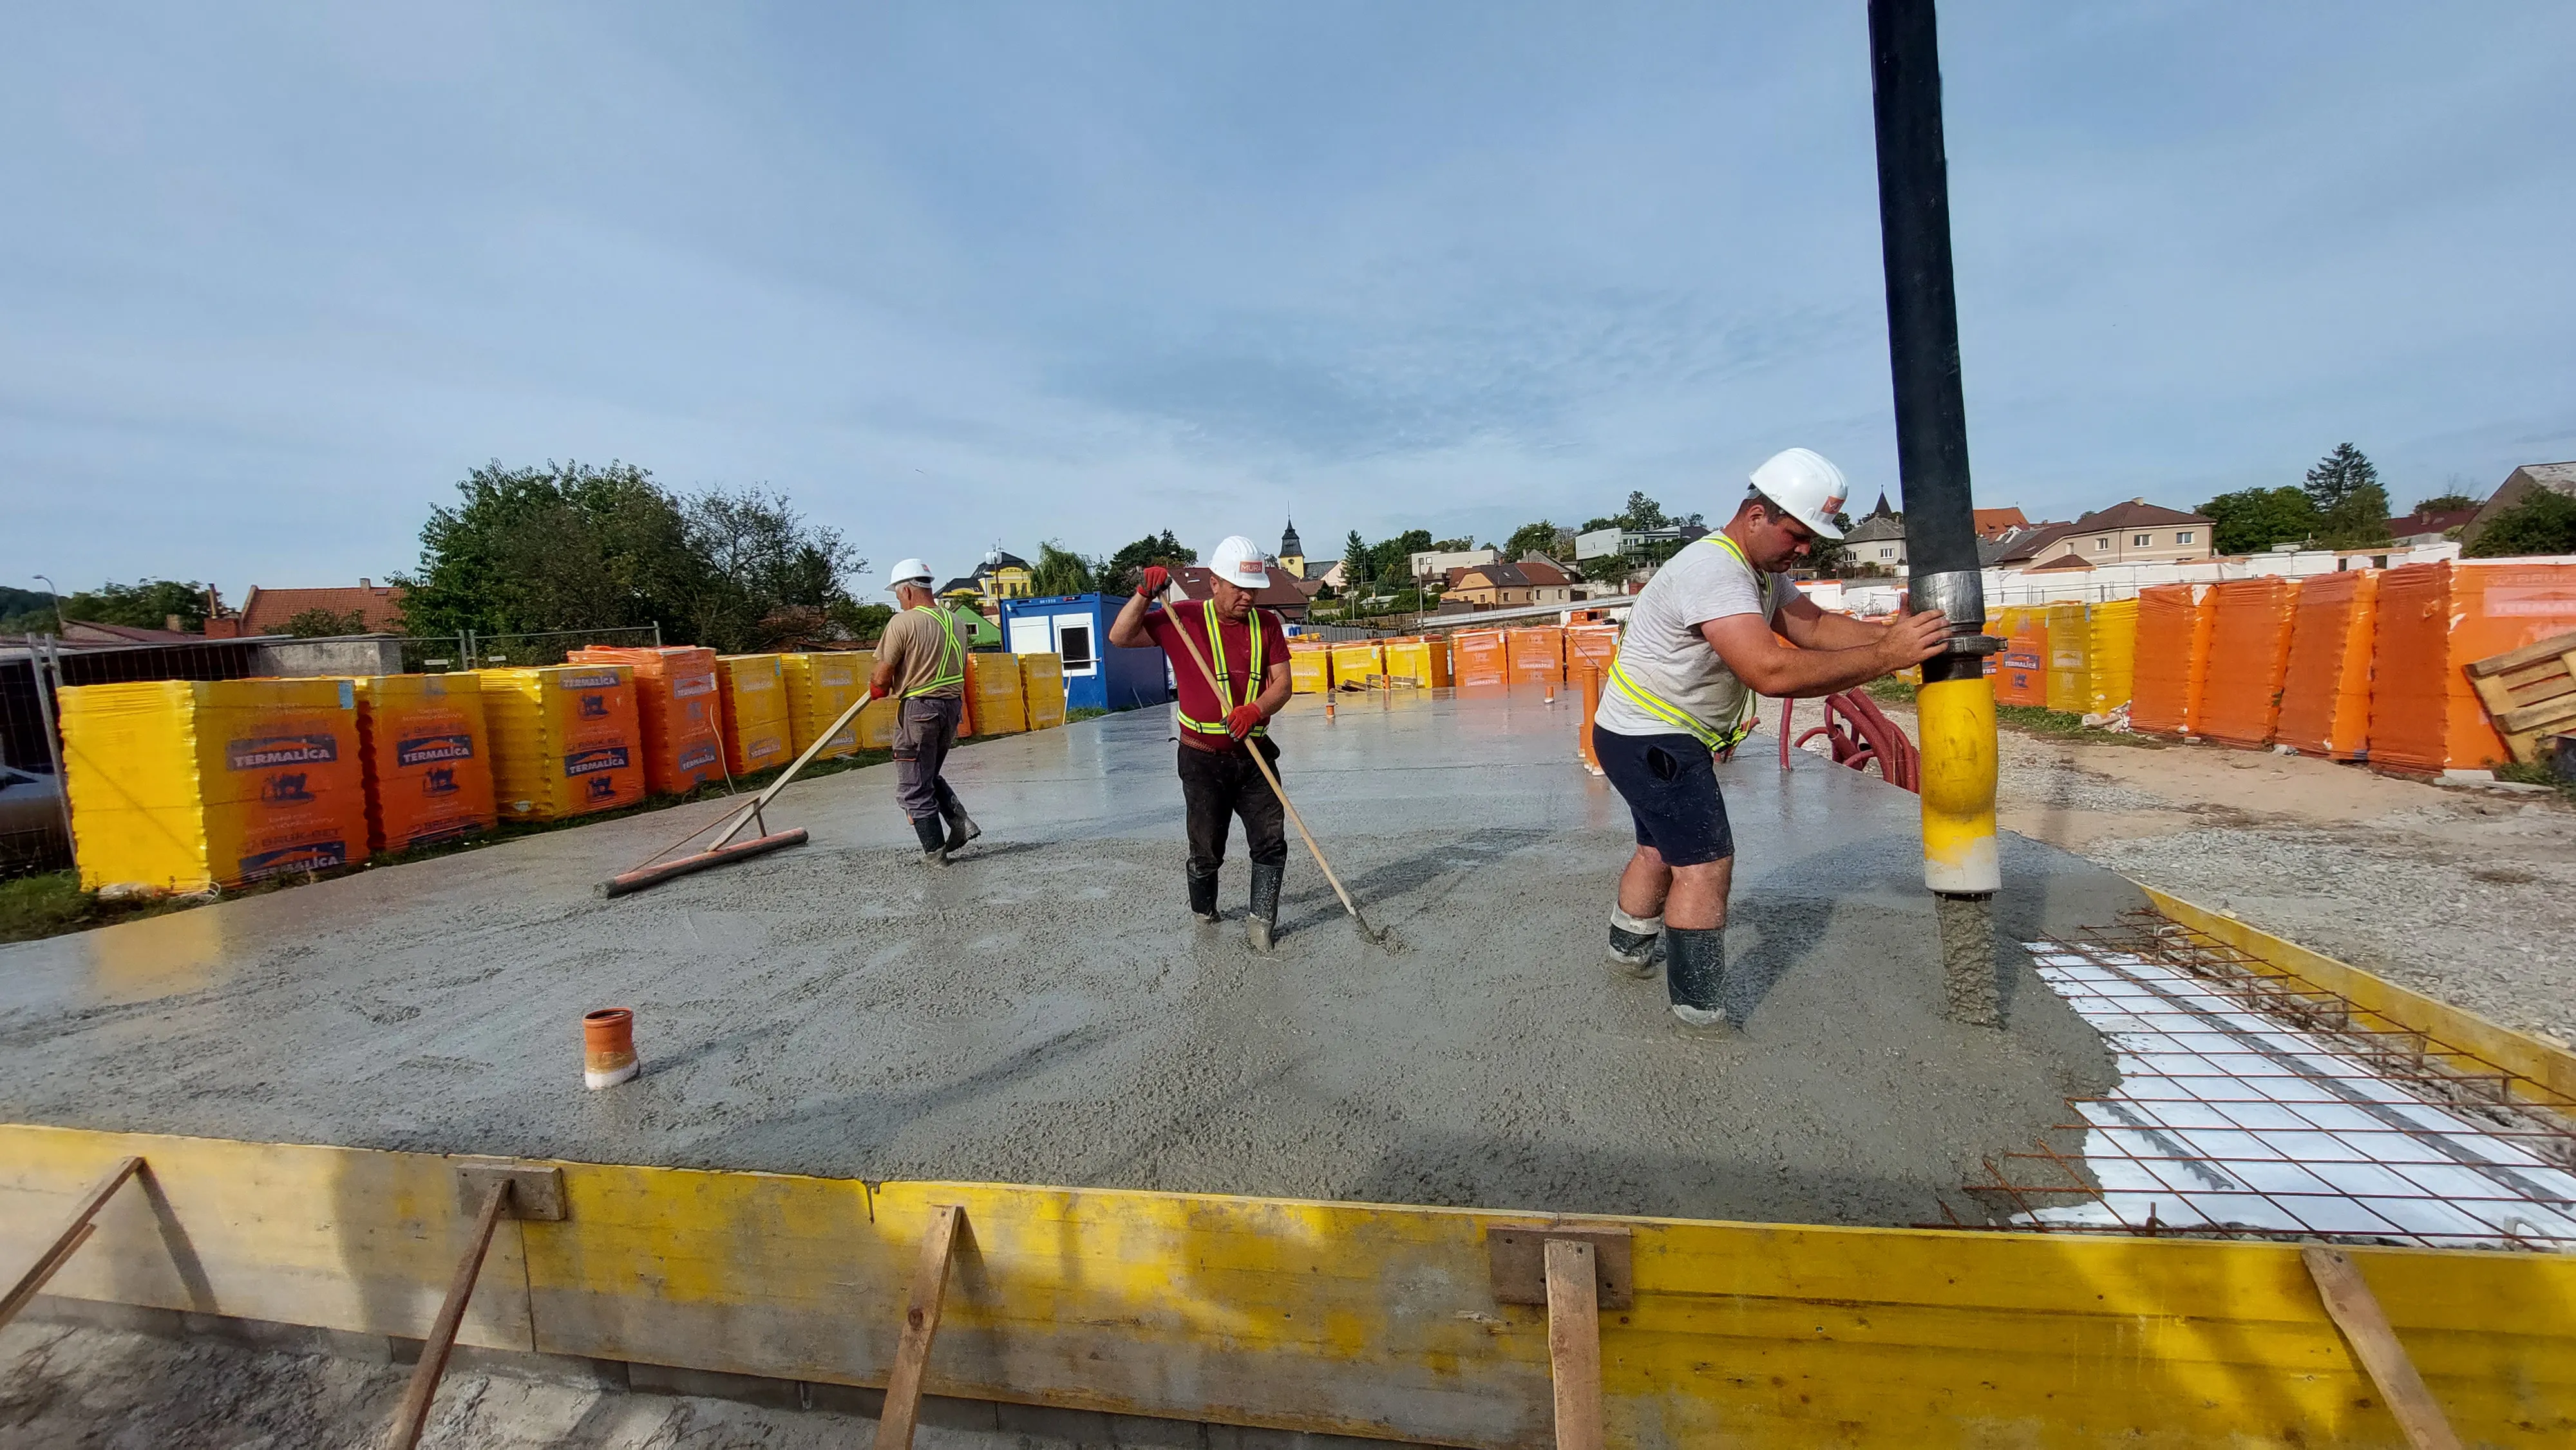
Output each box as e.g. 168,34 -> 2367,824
1058,624 -> 1095,670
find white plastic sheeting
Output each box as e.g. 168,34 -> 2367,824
2024,943 -> 2576,1250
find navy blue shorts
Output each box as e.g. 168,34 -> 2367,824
1592,726 -> 1736,867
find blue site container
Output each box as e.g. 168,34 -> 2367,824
998,594 -> 1170,713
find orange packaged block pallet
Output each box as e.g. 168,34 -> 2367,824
781,652 -> 868,761
2275,570 -> 2379,760
716,654 -> 793,775
570,645 -> 724,795
353,673 -> 497,854
1565,623 -> 1620,675
2197,578 -> 2302,747
480,663 -> 645,820
2130,584 -> 2214,735
1994,608 -> 2049,707
1505,626 -> 1564,686
1452,629 -> 1508,688
2371,560 -> 2576,773
57,677 -> 367,894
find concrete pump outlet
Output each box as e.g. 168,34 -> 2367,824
1915,671 -> 1999,895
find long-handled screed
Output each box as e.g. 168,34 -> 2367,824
595,686 -> 885,898
1159,590 -> 1383,944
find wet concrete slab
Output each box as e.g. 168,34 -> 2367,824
0,688 -> 2133,1225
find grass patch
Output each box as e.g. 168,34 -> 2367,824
0,872 -> 197,945
2494,760 -> 2576,803
1859,677 -> 2155,746
1067,706 -> 1110,722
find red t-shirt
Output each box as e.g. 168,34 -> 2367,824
1141,601 -> 1291,752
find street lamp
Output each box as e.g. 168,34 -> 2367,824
30,574 -> 66,636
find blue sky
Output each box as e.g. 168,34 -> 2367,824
7,3 -> 2573,599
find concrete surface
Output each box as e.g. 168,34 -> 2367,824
0,688 -> 2132,1225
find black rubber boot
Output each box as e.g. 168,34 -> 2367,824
1245,862 -> 1283,954
911,814 -> 949,865
1188,865 -> 1221,923
942,803 -> 981,853
1665,927 -> 1732,1034
1605,907 -> 1663,980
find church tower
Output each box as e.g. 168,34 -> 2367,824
1278,518 -> 1307,580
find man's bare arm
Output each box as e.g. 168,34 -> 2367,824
1774,590 -> 1889,651
1257,659 -> 1293,717
1701,609 -> 1949,699
1106,591 -> 1155,648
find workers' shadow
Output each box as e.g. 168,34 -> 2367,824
1336,827 -> 1534,903
1719,893 -> 1835,1024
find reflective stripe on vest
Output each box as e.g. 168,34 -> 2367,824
1603,532 -> 1760,753
903,603 -> 968,697
1176,601 -> 1268,737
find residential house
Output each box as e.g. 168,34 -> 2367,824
205,579 -> 407,639
1305,559 -> 1345,590
1993,501 -> 2213,570
1842,514 -> 1908,572
1441,558 -> 1583,609
1171,563 -> 1310,622
1515,556 -> 1584,604
2461,462 -> 2576,547
1973,507 -> 2029,540
1406,546 -> 1498,583
1573,524 -> 1709,560
2385,506 -> 2477,549
939,549 -> 1035,614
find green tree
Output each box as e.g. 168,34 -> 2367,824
1430,536 -> 1474,552
1103,531 -> 1195,595
1618,491 -> 1669,530
1341,529 -> 1370,584
2303,443 -> 2392,548
1803,513 -> 1859,576
1506,520 -> 1565,560
826,601 -> 895,642
2198,486 -> 2317,556
282,607 -> 370,637
2464,490 -> 2576,558
1030,541 -> 1099,596
1367,529 -> 1435,588
681,487 -> 860,652
56,579 -> 211,632
2410,493 -> 2476,514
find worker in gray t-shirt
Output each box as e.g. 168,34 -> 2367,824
1591,448 -> 1951,1033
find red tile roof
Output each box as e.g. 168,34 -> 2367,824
1973,507 -> 2029,540
237,581 -> 407,636
2386,507 -> 2476,538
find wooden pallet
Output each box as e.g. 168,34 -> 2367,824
2465,627 -> 2576,764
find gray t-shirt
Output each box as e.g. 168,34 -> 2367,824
1593,536 -> 1786,740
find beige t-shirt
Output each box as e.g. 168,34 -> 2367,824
877,607 -> 969,699
1592,534 -> 1786,740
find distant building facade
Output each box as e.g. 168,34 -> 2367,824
2462,462 -> 2576,548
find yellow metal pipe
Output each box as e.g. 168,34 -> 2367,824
1915,672 -> 1998,895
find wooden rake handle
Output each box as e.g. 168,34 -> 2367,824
1158,593 -> 1379,940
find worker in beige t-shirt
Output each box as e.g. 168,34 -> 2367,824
867,559 -> 980,864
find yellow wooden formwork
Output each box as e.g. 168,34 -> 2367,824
5,1120 -> 2571,1447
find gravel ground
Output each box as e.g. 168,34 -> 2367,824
1859,702 -> 2576,1048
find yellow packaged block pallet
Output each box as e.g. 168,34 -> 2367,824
717,654 -> 792,775
1380,636 -> 1451,687
1287,641 -> 1334,693
2087,598 -> 2139,716
59,677 -> 366,893
781,652 -> 867,761
968,652 -> 1027,735
478,664 -> 645,820
1330,641 -> 1385,686
1019,653 -> 1067,730
2043,601 -> 2090,714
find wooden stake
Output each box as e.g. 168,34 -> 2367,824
381,1179 -> 512,1450
0,1156 -> 142,1330
1159,592 -> 1381,941
874,1204 -> 965,1450
2302,1246 -> 2463,1450
1544,1238 -> 1604,1450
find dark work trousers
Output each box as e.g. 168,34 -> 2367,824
1178,737 -> 1287,874
893,697 -> 965,822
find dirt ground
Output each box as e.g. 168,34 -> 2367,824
1859,701 -> 2576,1048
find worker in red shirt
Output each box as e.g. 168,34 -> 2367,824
1107,535 -> 1296,950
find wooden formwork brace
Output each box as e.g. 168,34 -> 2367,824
379,1165 -> 567,1450
0,1155 -> 143,1331
2302,1246 -> 2463,1450
874,1204 -> 966,1450
1487,1225 -> 1630,1450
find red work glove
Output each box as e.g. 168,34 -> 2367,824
1136,564 -> 1168,598
1225,704 -> 1264,740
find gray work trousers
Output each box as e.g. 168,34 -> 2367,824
892,696 -> 965,823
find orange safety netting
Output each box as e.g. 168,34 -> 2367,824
2197,578 -> 2302,747
2129,584 -> 2213,735
1506,627 -> 1565,685
2274,570 -> 2378,760
571,645 -> 724,795
2369,561 -> 2576,772
1452,629 -> 1508,688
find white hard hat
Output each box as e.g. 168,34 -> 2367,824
886,558 -> 934,592
1208,535 -> 1271,588
1747,447 -> 1850,540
